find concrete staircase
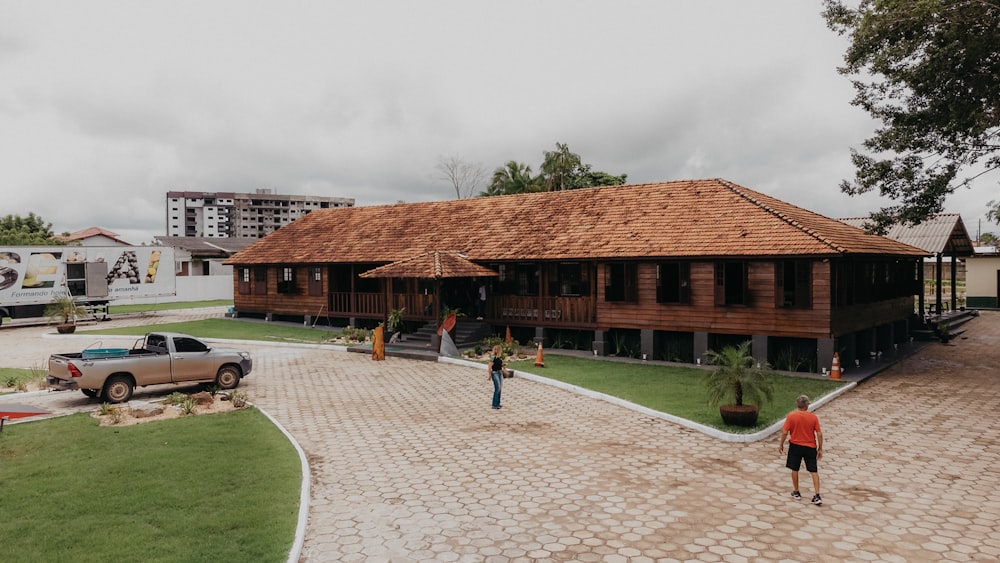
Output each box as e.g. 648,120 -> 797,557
388,319 -> 493,354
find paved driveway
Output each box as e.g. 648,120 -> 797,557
3,310 -> 999,561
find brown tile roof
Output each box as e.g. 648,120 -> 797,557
57,227 -> 130,245
358,251 -> 499,279
227,179 -> 927,265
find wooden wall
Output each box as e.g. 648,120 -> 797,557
232,266 -> 326,317
595,261 -> 837,339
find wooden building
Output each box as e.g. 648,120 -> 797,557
225,179 -> 927,371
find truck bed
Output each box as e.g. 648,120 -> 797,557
50,348 -> 162,361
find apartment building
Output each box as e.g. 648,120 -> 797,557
166,189 -> 355,239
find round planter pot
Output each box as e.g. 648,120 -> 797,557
56,324 -> 77,334
719,404 -> 759,427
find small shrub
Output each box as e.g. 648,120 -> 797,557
3,376 -> 17,388
205,385 -> 220,397
98,402 -> 113,416
15,381 -> 28,392
108,406 -> 126,424
165,392 -> 188,405
229,391 -> 249,408
180,398 -> 197,415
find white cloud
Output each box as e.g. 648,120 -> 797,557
1,0 -> 997,244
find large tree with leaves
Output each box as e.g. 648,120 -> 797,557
540,142 -> 627,190
823,0 -> 1000,232
482,161 -> 542,196
482,143 -> 627,196
0,213 -> 60,245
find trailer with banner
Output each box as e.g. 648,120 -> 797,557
0,246 -> 175,326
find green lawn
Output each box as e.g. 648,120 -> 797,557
505,355 -> 849,432
0,409 -> 300,562
0,367 -> 47,393
82,318 -> 336,344
108,299 -> 233,314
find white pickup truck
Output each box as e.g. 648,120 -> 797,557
47,332 -> 253,403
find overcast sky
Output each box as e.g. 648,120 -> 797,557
2,0 -> 997,245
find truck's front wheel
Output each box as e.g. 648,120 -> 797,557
216,366 -> 240,390
102,375 -> 134,404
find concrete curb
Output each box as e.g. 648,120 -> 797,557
253,404 -> 311,563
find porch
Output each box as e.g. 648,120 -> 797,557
327,291 -> 597,328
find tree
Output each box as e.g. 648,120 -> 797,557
823,0 -> 1000,233
539,142 -> 628,190
980,232 -> 998,245
540,143 -> 583,191
481,143 -> 628,197
436,155 -> 487,199
0,213 -> 60,245
703,341 -> 775,409
481,161 -> 542,196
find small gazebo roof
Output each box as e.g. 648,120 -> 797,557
839,214 -> 974,257
359,250 -> 498,279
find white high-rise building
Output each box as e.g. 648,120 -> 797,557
166,189 -> 355,238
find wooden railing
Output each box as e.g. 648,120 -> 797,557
489,295 -> 595,326
328,292 -> 596,326
329,292 -> 384,317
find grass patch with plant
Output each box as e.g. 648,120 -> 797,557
0,409 -> 300,562
108,299 -> 233,314
1,366 -> 47,394
504,355 -> 847,432
82,318 -> 336,344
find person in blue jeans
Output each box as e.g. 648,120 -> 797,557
488,344 -> 504,409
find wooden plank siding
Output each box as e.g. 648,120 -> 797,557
234,266 -> 328,318
232,258 -> 916,340
594,261 -> 835,338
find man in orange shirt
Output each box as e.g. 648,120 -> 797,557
778,394 -> 823,506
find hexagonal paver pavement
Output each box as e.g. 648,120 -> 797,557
3,309 -> 999,561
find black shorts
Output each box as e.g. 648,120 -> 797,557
786,443 -> 818,473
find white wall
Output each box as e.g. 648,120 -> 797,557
114,275 -> 233,304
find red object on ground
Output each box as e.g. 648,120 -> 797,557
0,404 -> 50,419
534,343 -> 545,367
437,312 -> 457,336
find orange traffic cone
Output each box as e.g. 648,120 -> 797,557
533,342 -> 545,367
830,352 -> 842,380
505,326 -> 512,344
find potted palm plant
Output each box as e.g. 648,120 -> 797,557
704,341 -> 775,427
44,294 -> 88,334
387,308 -> 406,340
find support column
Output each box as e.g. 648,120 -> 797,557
817,338 -> 834,375
694,332 -> 708,365
593,330 -> 606,356
751,334 -> 768,366
641,329 -> 653,361
534,327 -> 547,347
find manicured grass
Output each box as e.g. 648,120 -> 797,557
0,367 -> 46,394
108,299 -> 233,314
0,409 -> 300,562
505,355 -> 848,432
82,318 -> 336,344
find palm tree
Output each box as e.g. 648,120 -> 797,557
704,341 -> 775,426
540,142 -> 582,191
481,161 -> 542,196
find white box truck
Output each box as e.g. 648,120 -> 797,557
0,246 -> 176,326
